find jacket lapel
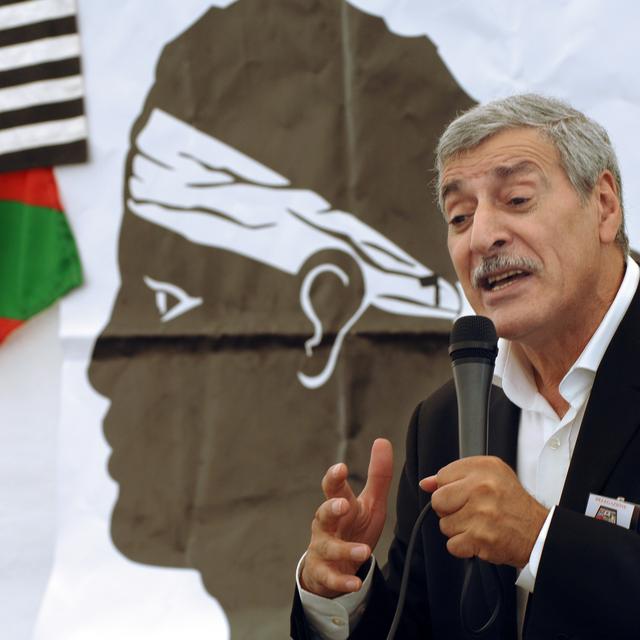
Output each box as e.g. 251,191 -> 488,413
559,280 -> 640,512
488,387 -> 519,470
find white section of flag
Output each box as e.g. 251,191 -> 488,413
0,0 -> 76,31
0,114 -> 86,154
0,75 -> 83,112
0,33 -> 80,73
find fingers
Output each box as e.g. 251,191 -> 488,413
422,456 -> 549,567
419,456 -> 507,515
361,438 -> 393,507
418,458 -> 483,495
430,480 -> 469,516
300,554 -> 363,596
312,496 -> 351,535
302,441 -> 392,598
303,499 -> 372,597
446,534 -> 477,560
440,510 -> 508,562
322,463 -> 357,504
419,475 -> 437,493
309,528 -> 371,564
435,455 -> 505,485
438,508 -> 473,541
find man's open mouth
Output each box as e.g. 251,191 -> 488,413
482,269 -> 531,292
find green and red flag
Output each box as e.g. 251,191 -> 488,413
0,167 -> 82,342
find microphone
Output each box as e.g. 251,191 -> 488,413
448,315 -> 498,458
449,316 -> 503,637
386,315 -> 500,640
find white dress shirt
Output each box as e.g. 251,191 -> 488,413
298,257 -> 639,640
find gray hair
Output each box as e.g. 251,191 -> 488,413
435,93 -> 628,255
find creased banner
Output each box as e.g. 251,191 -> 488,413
19,1 -> 640,639
88,3 -> 471,637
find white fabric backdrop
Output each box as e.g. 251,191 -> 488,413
2,1 -> 640,638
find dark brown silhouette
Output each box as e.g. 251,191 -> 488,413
89,1 -> 474,637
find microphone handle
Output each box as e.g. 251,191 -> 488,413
451,360 -> 494,458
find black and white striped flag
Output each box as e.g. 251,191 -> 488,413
0,0 -> 88,171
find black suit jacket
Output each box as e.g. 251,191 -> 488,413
292,282 -> 640,639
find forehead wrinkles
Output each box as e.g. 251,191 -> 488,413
439,134 -> 559,204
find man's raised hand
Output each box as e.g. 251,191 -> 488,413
300,438 -> 393,598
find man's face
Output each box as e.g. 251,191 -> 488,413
442,127 -> 609,343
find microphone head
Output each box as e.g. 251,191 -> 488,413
449,315 -> 498,364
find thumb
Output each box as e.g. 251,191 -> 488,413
361,438 -> 393,505
419,475 -> 438,493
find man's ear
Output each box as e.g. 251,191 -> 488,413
596,170 -> 623,245
295,250 -> 367,389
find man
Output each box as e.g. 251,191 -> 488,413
292,94 -> 640,639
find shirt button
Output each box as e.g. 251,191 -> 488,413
549,436 -> 561,450
331,617 -> 345,626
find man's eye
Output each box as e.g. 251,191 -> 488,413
448,214 -> 470,227
509,197 -> 529,206
143,276 -> 203,322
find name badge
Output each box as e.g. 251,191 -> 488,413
585,493 -> 640,531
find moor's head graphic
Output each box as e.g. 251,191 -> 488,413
89,1 -> 474,637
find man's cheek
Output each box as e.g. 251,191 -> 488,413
447,241 -> 467,274
455,274 -> 481,311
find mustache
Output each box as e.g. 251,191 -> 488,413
471,254 -> 542,289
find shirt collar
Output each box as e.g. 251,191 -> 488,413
493,257 -> 639,409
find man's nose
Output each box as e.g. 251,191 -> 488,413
468,202 -> 510,255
